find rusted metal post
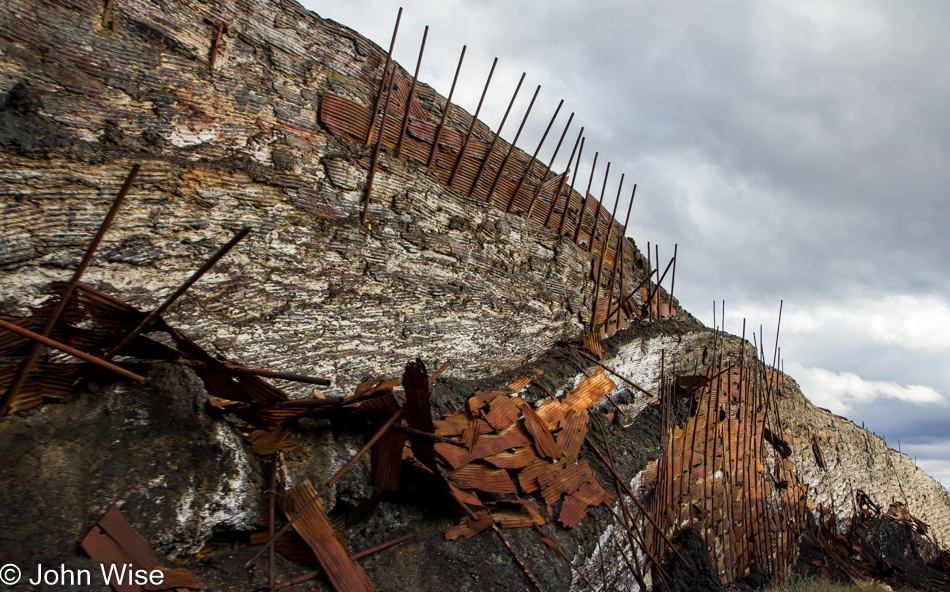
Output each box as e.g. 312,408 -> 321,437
669,243 -> 678,315
589,172 -> 621,333
103,226 -> 252,361
246,408 -> 404,568
209,22 -> 225,71
0,319 -> 146,383
362,64 -> 399,226
509,99 -> 563,214
468,72 -> 526,197
557,133 -> 585,235
447,57 -> 498,187
268,455 -> 277,589
572,152 -> 598,244
395,26 -> 429,158
540,117 -> 578,225
427,45 -> 466,168
0,165 -> 139,416
586,163 -> 610,254
610,184 -> 636,331
270,533 -> 416,591
487,84 -> 541,207
366,7 -> 403,145
101,0 -> 115,28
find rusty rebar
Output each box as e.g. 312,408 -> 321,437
0,164 -> 139,416
245,407 -> 405,568
609,184 -> 637,332
586,164 -> 611,254
469,72 -> 526,197
394,26 -> 428,158
103,226 -> 252,362
268,455 -> 276,590
270,533 -> 416,591
366,7 -> 402,144
101,0 -> 115,28
557,133 -> 585,235
427,45 -> 466,168
447,57 -> 498,187
541,118 -> 579,226
669,243 -> 678,315
509,99 -> 562,214
573,152 -> 598,245
209,22 -> 225,71
487,84 -> 541,207
0,319 -> 145,383
589,172 -> 622,333
362,63 -> 399,226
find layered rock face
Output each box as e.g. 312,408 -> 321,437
0,0 -> 948,590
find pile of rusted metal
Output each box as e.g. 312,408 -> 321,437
795,492 -> 950,589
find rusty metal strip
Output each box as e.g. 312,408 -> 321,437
558,135 -> 585,235
589,172 -> 622,332
488,83 -> 541,208
435,422 -> 532,469
428,45 -> 467,167
519,399 -> 562,459
208,21 -> 225,71
362,63 -> 399,226
395,26 -> 428,158
448,463 -> 518,494
271,534 -> 415,591
516,100 -> 564,216
0,319 -> 144,383
484,395 -> 521,430
468,72 -> 526,197
572,151 -> 598,244
556,413 -> 588,462
366,7 -> 402,144
448,57 -> 498,187
283,480 -> 374,592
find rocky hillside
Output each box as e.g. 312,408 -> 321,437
0,0 -> 947,590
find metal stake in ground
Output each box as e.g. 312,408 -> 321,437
469,72 -> 526,198
447,57 -> 498,187
427,45 -> 466,168
366,7 -> 402,145
394,26 -> 429,158
0,164 -> 139,416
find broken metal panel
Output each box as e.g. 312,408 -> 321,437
81,505 -> 201,592
563,368 -> 615,414
371,429 -> 408,491
518,399 -> 562,460
284,480 -> 375,592
484,395 -> 521,430
447,463 -> 518,494
556,413 -> 588,462
484,445 -> 541,469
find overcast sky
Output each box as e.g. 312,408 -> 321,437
304,0 -> 950,489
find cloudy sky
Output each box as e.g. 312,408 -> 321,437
303,0 -> 950,489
